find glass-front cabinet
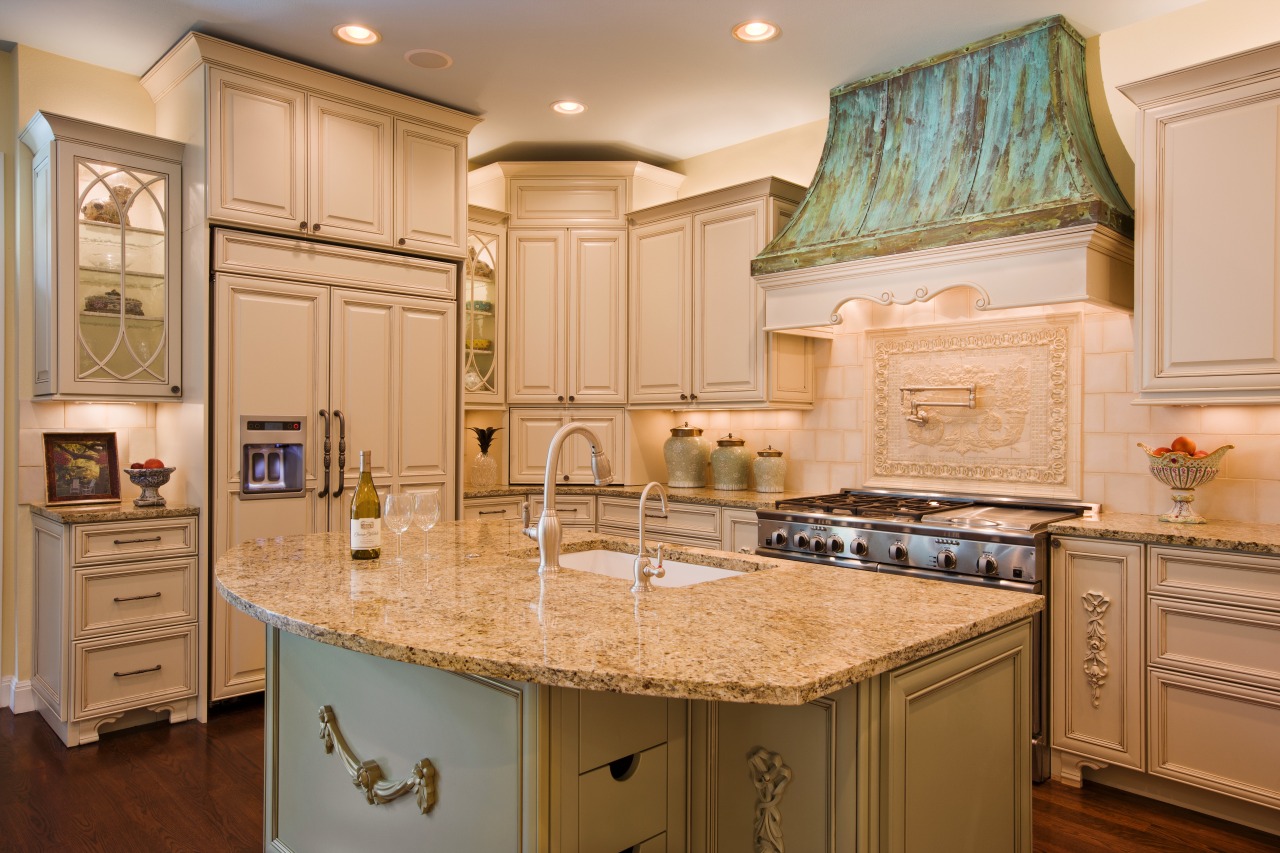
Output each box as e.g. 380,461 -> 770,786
464,206 -> 507,407
21,112 -> 184,400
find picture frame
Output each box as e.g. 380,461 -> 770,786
42,432 -> 121,506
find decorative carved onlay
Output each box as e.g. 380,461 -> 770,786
747,746 -> 793,853
866,314 -> 1079,499
1081,591 -> 1111,708
318,705 -> 438,815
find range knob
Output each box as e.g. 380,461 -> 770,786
850,537 -> 869,556
888,541 -> 908,561
768,530 -> 788,547
794,532 -> 810,549
828,537 -> 845,554
811,537 -> 827,554
978,554 -> 1000,575
937,549 -> 957,570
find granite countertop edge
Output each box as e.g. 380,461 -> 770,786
30,502 -> 201,524
1049,512 -> 1280,555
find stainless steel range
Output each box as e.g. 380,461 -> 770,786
755,488 -> 1092,782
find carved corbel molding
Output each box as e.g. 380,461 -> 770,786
318,705 -> 437,815
747,746 -> 793,853
1081,591 -> 1111,708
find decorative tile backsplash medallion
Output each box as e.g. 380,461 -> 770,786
865,314 -> 1081,499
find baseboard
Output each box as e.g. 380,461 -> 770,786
3,677 -> 37,714
1083,764 -> 1280,838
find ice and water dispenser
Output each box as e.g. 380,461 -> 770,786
240,416 -> 306,498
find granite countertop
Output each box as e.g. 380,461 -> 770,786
465,484 -> 811,511
1049,512 -> 1280,556
216,520 -> 1041,705
31,502 -> 200,524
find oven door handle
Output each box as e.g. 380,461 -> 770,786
332,409 -> 346,499
318,409 -> 331,499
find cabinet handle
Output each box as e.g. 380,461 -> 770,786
557,396 -> 564,403
680,393 -> 688,401
332,410 -> 347,499
644,512 -> 668,519
690,393 -> 698,401
318,409 -> 331,499
562,475 -> 570,482
170,385 -> 181,395
112,536 -> 162,545
114,664 -> 162,678
398,237 -> 406,246
299,221 -> 309,232
113,592 -> 162,603
312,223 -> 321,233
478,509 -> 507,516
562,507 -> 579,514
568,395 -> 575,402
739,547 -> 753,554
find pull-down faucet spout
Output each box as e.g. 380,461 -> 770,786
522,422 -> 614,573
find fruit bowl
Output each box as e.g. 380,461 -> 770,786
1137,444 -> 1232,523
124,466 -> 175,507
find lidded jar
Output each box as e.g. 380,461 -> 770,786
664,421 -> 709,488
710,433 -> 752,491
753,446 -> 786,493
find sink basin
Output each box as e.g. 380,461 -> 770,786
557,549 -> 743,587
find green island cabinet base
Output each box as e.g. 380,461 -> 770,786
264,620 -> 1033,853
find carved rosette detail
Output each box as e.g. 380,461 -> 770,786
747,746 -> 793,853
1081,591 -> 1111,708
318,705 -> 438,815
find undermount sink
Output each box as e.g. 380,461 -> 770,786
557,549 -> 744,587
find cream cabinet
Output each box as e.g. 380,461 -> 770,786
464,206 -> 508,406
461,496 -> 525,522
721,508 -> 760,554
1121,43 -> 1280,404
1050,537 -> 1145,784
507,229 -> 628,404
508,408 -> 623,485
20,112 -> 184,401
31,510 -> 200,746
212,231 -> 457,700
629,178 -> 813,408
145,33 -> 475,259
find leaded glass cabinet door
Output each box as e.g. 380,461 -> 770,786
21,112 -> 184,400
464,207 -> 507,408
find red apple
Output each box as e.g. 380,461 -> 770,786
1151,447 -> 1171,456
1192,450 -> 1208,458
1170,436 -> 1197,454
142,458 -> 166,469
130,462 -> 145,469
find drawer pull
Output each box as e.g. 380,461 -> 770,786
478,509 -> 507,516
113,592 -> 162,603
114,664 -> 162,678
318,705 -> 438,815
112,536 -> 163,545
644,512 -> 668,520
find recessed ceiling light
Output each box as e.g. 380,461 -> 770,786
333,24 -> 381,45
732,20 -> 781,43
405,49 -> 454,70
551,100 -> 587,115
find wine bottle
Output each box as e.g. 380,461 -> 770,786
350,450 -> 382,560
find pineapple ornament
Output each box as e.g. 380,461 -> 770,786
468,426 -> 501,489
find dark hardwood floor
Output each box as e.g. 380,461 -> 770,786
2,699 -> 1277,851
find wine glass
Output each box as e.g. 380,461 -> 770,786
413,492 -> 441,555
383,493 -> 413,560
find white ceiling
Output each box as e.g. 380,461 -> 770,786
7,0 -> 1203,165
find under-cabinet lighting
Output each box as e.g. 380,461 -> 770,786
333,24 -> 381,45
551,100 -> 587,115
732,20 -> 781,43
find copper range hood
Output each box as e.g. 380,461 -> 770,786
753,16 -> 1135,332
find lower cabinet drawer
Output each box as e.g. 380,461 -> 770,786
461,498 -> 524,521
579,744 -> 668,853
75,558 -> 198,639
598,497 -> 720,539
529,494 -> 596,527
579,689 -> 668,773
74,517 -> 198,566
1149,596 -> 1280,691
73,625 -> 197,720
1148,668 -> 1280,809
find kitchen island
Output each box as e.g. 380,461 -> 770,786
218,520 -> 1041,852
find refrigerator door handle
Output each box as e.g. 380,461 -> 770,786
318,408 -> 331,499
332,409 -> 347,499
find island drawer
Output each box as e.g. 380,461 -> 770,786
72,624 -> 197,721
462,497 -> 524,521
597,496 -> 720,539
1148,546 -> 1280,611
579,689 -> 667,773
528,494 -> 596,527
73,517 -> 198,567
74,557 -> 198,639
578,744 -> 668,853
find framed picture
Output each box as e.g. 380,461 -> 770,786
43,432 -> 121,506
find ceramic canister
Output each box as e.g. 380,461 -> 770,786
663,422 -> 709,487
710,433 -> 752,491
753,446 -> 786,493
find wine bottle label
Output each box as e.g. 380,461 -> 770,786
350,518 -> 382,549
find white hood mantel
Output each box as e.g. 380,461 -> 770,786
754,16 -> 1135,332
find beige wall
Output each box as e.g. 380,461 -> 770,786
3,46 -> 155,706
673,119 -> 827,198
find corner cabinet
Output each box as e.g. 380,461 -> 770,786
629,178 -> 813,408
464,206 -> 508,407
20,112 -> 184,400
1121,43 -> 1280,404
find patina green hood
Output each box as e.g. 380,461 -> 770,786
753,16 -> 1135,328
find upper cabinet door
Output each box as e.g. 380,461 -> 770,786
396,119 -> 467,258
208,67 -> 307,231
508,230 -> 567,403
567,230 -> 627,403
629,217 -> 692,404
308,97 -> 393,246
